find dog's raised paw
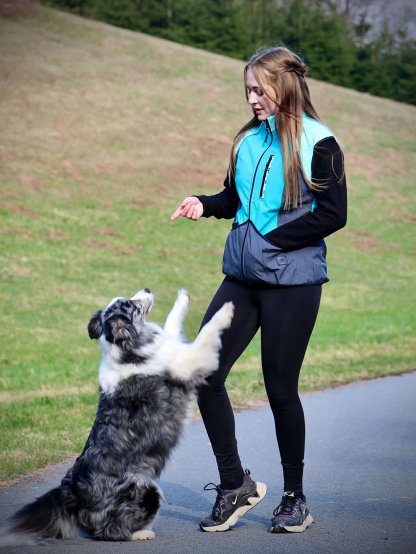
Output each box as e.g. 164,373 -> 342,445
214,301 -> 234,329
174,288 -> 190,312
177,288 -> 190,301
131,529 -> 155,541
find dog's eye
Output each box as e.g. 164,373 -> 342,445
129,301 -> 143,315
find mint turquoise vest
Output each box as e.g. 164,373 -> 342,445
222,114 -> 335,286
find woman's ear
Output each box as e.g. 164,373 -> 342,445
88,311 -> 103,340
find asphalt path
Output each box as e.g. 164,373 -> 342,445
1,372 -> 415,553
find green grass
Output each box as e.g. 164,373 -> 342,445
0,6 -> 415,483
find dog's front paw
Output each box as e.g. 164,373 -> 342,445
177,288 -> 190,303
213,301 -> 234,330
175,288 -> 190,313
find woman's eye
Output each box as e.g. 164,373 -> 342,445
247,88 -> 263,97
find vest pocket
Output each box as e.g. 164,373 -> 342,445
222,221 -> 328,286
261,241 -> 328,285
222,222 -> 246,281
261,247 -> 301,285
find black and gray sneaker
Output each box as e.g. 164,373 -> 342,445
200,469 -> 267,532
271,491 -> 314,533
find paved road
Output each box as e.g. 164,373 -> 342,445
1,372 -> 415,553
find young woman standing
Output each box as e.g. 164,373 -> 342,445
171,46 -> 347,534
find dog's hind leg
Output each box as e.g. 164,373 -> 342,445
163,289 -> 190,339
131,528 -> 155,541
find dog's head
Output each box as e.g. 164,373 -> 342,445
88,288 -> 154,351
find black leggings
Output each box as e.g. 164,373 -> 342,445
197,277 -> 321,493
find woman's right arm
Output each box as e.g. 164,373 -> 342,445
171,175 -> 239,221
195,175 -> 239,219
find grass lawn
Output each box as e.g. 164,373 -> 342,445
0,5 -> 415,483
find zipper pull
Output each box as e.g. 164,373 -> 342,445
264,124 -> 269,144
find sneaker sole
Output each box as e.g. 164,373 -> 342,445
270,513 -> 314,533
200,482 -> 267,532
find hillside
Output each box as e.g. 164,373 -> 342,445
0,5 -> 415,481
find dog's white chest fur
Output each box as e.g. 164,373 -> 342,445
98,326 -> 165,394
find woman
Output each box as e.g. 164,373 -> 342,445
171,46 -> 347,534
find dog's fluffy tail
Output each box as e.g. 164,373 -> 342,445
0,485 -> 78,546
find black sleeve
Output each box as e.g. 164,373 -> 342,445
265,137 -> 347,250
194,174 -> 239,220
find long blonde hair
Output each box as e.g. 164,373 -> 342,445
230,46 -> 324,210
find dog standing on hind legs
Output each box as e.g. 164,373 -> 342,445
1,288 -> 234,544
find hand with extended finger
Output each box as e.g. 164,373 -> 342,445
170,197 -> 204,221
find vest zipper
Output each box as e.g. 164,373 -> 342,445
259,154 -> 274,198
240,120 -> 273,281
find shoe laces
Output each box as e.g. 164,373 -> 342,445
203,483 -> 225,520
203,470 -> 251,520
273,491 -> 300,517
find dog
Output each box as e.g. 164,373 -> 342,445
1,288 -> 234,544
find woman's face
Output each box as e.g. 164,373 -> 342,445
246,67 -> 277,121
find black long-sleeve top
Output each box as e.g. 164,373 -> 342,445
196,137 -> 347,251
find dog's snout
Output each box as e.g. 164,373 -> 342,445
130,289 -> 154,315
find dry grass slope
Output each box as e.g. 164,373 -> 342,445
0,5 -> 415,482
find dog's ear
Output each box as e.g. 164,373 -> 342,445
88,311 -> 103,340
108,317 -> 138,350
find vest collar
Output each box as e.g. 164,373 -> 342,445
267,114 -> 276,129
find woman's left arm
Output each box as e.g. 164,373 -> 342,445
265,137 -> 347,250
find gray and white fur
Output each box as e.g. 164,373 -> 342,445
1,288 -> 234,544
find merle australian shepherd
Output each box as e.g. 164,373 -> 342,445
2,288 -> 234,544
